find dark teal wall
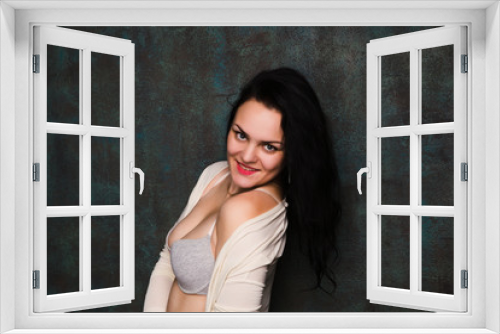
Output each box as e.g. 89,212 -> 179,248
46,26 -> 455,312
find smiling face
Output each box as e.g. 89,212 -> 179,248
226,99 -> 285,193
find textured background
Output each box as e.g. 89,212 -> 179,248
45,26 -> 455,312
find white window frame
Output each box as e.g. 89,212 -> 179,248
33,25 -> 136,313
366,26 -> 468,312
1,1 -> 499,333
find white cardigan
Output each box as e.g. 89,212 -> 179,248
144,161 -> 288,312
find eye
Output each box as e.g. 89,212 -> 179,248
235,131 -> 246,141
264,144 -> 278,152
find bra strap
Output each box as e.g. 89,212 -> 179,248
208,221 -> 216,237
203,171 -> 230,196
212,171 -> 230,187
254,188 -> 281,204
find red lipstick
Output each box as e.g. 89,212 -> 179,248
236,162 -> 259,176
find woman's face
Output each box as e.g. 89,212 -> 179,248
227,99 -> 285,191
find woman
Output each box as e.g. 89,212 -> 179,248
143,68 -> 341,312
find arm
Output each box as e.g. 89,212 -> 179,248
211,264 -> 270,312
143,246 -> 175,312
211,191 -> 281,312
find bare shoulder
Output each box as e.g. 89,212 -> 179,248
218,187 -> 282,233
228,188 -> 278,215
214,186 -> 282,257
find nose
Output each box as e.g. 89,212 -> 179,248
241,144 -> 257,163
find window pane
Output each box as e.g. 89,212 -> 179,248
381,52 -> 410,127
91,52 -> 120,127
47,134 -> 80,206
91,137 -> 121,205
47,45 -> 80,124
381,215 -> 410,290
381,136 -> 410,205
91,216 -> 121,290
421,134 -> 454,206
421,45 -> 454,124
421,217 -> 454,294
47,217 -> 80,295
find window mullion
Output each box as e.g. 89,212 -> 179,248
79,47 -> 84,205
119,56 -> 125,288
409,47 -> 420,295
82,47 -> 92,294
375,55 -> 382,290
78,48 -> 84,294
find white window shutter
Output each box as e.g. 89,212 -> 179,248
33,26 -> 136,312
365,26 -> 467,312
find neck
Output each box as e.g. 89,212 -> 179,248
227,181 -> 242,197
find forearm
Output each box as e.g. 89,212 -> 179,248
143,248 -> 175,312
208,265 -> 268,312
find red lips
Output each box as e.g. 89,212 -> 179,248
236,162 -> 259,176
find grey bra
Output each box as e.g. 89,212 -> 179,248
167,171 -> 283,296
167,172 -> 230,295
169,222 -> 216,295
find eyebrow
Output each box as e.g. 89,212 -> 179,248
233,124 -> 284,146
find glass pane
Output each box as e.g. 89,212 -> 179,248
47,45 -> 80,124
381,215 -> 410,290
421,45 -> 454,124
91,216 -> 121,290
91,137 -> 121,205
381,136 -> 410,205
47,134 -> 80,206
47,217 -> 80,295
381,52 -> 410,127
421,134 -> 454,206
91,52 -> 120,127
421,217 -> 454,294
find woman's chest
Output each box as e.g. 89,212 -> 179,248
167,184 -> 228,247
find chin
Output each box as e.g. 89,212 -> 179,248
230,173 -> 256,190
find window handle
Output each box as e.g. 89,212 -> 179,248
129,162 -> 145,195
357,162 -> 371,195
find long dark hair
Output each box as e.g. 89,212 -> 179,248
226,67 -> 341,291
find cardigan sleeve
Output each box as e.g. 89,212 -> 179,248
206,209 -> 287,312
211,264 -> 270,312
143,246 -> 175,312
